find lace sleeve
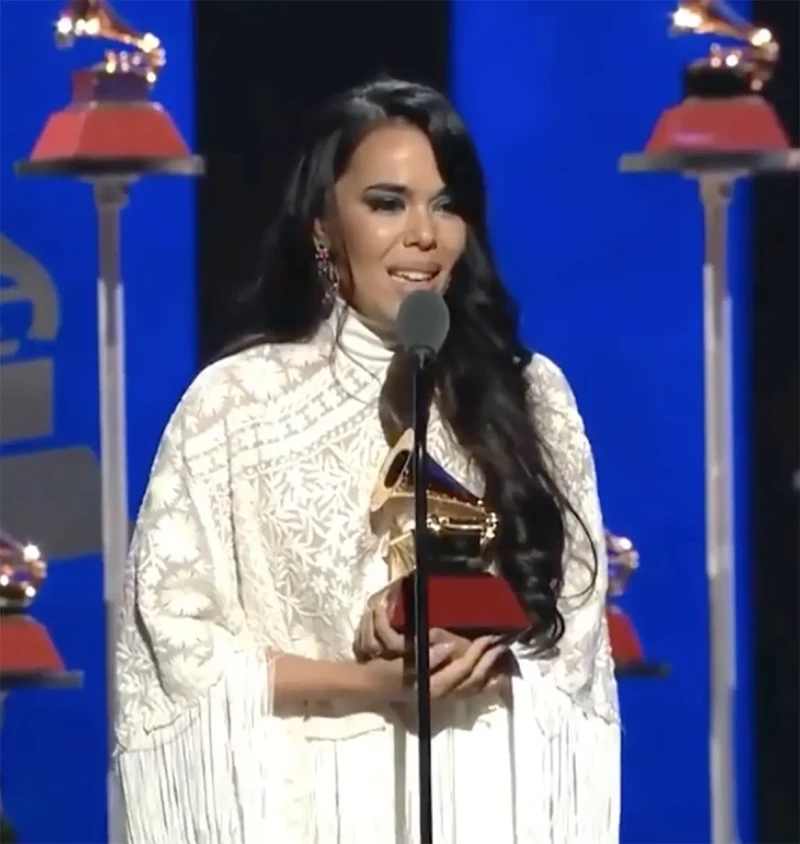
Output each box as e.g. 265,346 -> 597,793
114,370 -> 310,843
510,354 -> 619,724
505,355 -> 621,842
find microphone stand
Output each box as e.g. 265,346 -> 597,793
411,348 -> 434,844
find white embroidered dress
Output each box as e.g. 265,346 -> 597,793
114,305 -> 621,844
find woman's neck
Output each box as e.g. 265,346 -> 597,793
333,298 -> 396,366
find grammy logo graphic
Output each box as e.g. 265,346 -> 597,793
0,234 -> 104,560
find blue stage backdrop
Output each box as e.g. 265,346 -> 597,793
0,1 -> 195,840
451,1 -> 753,842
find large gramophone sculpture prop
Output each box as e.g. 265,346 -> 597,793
370,428 -> 531,638
21,0 -> 199,169
636,0 -> 792,155
604,529 -> 667,677
13,5 -> 203,839
0,530 -> 78,685
619,3 -> 797,842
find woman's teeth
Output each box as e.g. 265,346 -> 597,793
390,271 -> 437,282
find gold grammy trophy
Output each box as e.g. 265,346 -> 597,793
55,0 -> 165,86
370,429 -> 531,638
619,3 -> 798,842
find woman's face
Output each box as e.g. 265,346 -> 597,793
320,123 -> 468,327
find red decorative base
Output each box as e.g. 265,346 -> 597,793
15,67 -> 203,179
606,604 -> 648,667
30,102 -> 190,162
645,96 -> 790,153
390,572 -> 532,639
0,614 -> 64,673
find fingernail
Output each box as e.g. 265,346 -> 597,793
432,642 -> 455,657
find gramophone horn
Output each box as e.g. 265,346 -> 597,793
55,0 -> 165,77
370,428 -> 496,534
671,0 -> 775,50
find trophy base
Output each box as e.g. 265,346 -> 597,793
16,155 -> 204,179
641,95 -> 790,155
0,613 -> 64,673
0,613 -> 83,691
389,571 -> 532,639
17,97 -> 203,174
606,605 -> 644,664
619,148 -> 800,176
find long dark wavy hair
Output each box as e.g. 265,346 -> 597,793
227,77 -> 592,651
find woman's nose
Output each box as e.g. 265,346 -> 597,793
404,206 -> 436,250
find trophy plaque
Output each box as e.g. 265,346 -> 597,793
618,3 -> 798,842
370,429 -> 532,639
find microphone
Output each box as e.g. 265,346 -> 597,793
396,289 -> 450,359
395,289 -> 449,844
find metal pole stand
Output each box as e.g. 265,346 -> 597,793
619,147 -> 800,844
14,4 -> 203,841
93,175 -> 132,843
16,154 -> 202,844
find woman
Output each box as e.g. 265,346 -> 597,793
114,77 -> 620,843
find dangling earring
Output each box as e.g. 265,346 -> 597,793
314,239 -> 340,301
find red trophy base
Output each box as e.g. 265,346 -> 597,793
389,572 -> 533,639
619,94 -> 799,176
15,68 -> 203,179
645,95 -> 790,153
606,605 -> 669,678
0,613 -> 81,689
606,605 -> 644,665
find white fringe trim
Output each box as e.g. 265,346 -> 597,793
511,672 -> 621,843
116,648 -> 312,843
116,649 -> 620,843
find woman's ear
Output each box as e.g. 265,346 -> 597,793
313,218 -> 328,249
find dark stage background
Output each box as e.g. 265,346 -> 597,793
751,1 -> 799,840
195,0 -> 451,363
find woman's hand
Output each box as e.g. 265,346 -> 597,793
362,634 -> 510,704
353,584 -> 407,662
353,584 -> 475,665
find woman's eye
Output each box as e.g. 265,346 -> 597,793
365,195 -> 404,213
433,197 -> 456,214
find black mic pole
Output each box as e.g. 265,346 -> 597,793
411,347 -> 434,844
396,288 -> 450,844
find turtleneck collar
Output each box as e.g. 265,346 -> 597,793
329,297 -> 397,367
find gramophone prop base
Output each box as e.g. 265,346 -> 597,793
14,70 -> 203,180
0,613 -> 82,690
647,95 -> 789,152
606,606 -> 670,679
14,99 -> 202,179
388,571 -> 533,640
619,96 -> 800,175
